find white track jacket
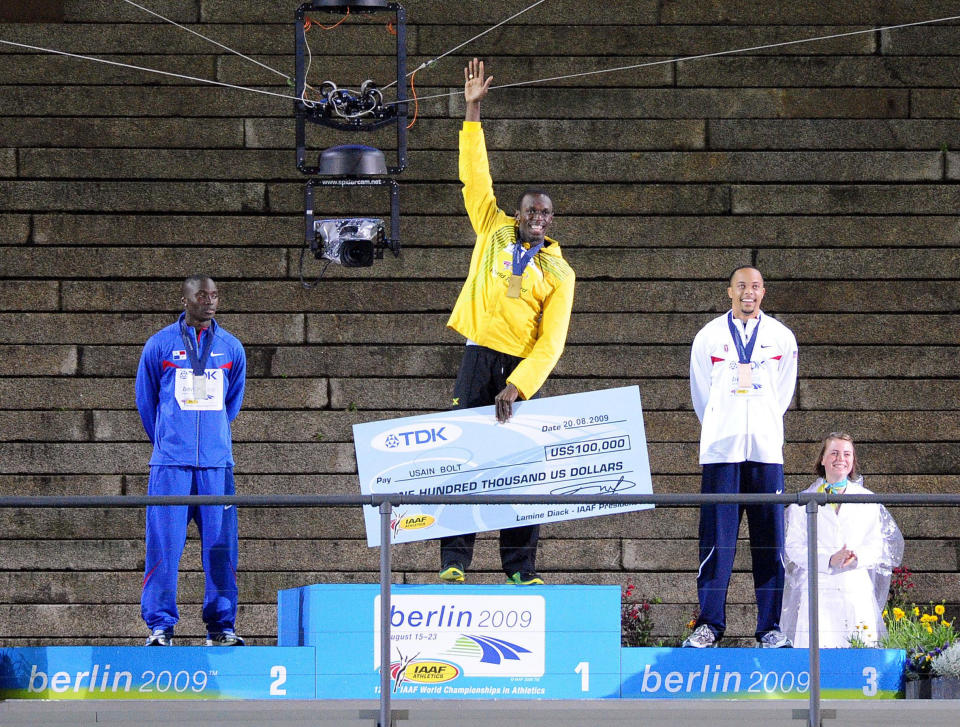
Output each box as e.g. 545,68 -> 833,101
690,311 -> 798,465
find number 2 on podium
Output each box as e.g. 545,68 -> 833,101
575,662 -> 589,691
270,665 -> 287,696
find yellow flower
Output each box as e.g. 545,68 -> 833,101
935,604 -> 946,616
882,609 -> 888,619
944,620 -> 952,627
921,614 -> 937,623
925,624 -> 933,634
893,607 -> 905,621
913,606 -> 920,616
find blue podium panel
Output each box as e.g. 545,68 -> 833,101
277,584 -> 621,699
0,647 -> 315,700
621,648 -> 906,699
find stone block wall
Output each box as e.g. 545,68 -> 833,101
0,0 -> 958,645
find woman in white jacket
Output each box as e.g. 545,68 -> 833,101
781,432 -> 904,648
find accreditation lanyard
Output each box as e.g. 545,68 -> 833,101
727,311 -> 759,388
507,240 -> 544,298
180,318 -> 214,398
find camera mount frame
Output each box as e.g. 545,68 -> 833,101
295,0 -> 408,175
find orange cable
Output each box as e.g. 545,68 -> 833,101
304,7 -> 349,32
406,68 -> 419,129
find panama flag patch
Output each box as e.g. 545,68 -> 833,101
172,350 -> 187,361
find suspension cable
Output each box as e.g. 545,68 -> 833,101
120,0 -> 292,81
6,14 -> 959,112
380,0 -> 551,90
382,14 -> 960,107
0,38 -> 297,101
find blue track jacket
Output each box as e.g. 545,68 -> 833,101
135,313 -> 246,467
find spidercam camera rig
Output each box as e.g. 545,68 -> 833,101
295,0 -> 407,283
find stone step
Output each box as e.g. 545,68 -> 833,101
0,23 -> 406,55
20,214 -> 960,249
16,148 -> 945,183
0,375 -> 957,414
0,118 -> 243,148
4,407 -> 960,445
0,85 -> 910,118
5,245 -> 960,286
46,279 -> 960,313
2,440 -> 960,475
8,339 -> 954,379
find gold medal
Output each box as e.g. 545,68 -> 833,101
506,274 -> 522,298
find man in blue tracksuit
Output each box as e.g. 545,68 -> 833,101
135,275 -> 246,646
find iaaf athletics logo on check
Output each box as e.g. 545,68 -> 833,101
390,511 -> 436,537
372,423 -> 462,453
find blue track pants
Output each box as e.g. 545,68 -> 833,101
695,461 -> 784,639
141,465 -> 238,633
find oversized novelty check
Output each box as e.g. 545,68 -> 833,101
354,386 -> 653,546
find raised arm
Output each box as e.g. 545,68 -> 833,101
459,58 -> 503,237
464,57 -> 493,122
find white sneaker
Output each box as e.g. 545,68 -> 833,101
145,628 -> 172,646
205,629 -> 245,646
756,629 -> 792,648
682,624 -> 717,648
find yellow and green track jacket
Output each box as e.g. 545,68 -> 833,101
446,121 -> 576,400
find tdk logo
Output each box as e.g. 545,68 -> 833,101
373,423 -> 462,453
390,428 -> 447,447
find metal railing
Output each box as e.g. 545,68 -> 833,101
2,490 -> 959,727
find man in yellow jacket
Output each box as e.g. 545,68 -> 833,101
439,58 -> 576,586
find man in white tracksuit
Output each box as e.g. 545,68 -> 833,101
684,266 -> 798,648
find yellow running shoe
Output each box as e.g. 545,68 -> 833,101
439,565 -> 465,582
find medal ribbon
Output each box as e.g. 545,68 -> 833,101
819,479 -> 848,495
817,478 -> 848,512
512,240 -> 544,277
727,311 -> 760,364
180,316 -> 215,377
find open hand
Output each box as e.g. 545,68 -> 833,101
464,58 -> 493,105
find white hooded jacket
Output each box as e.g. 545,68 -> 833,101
780,478 -> 904,648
